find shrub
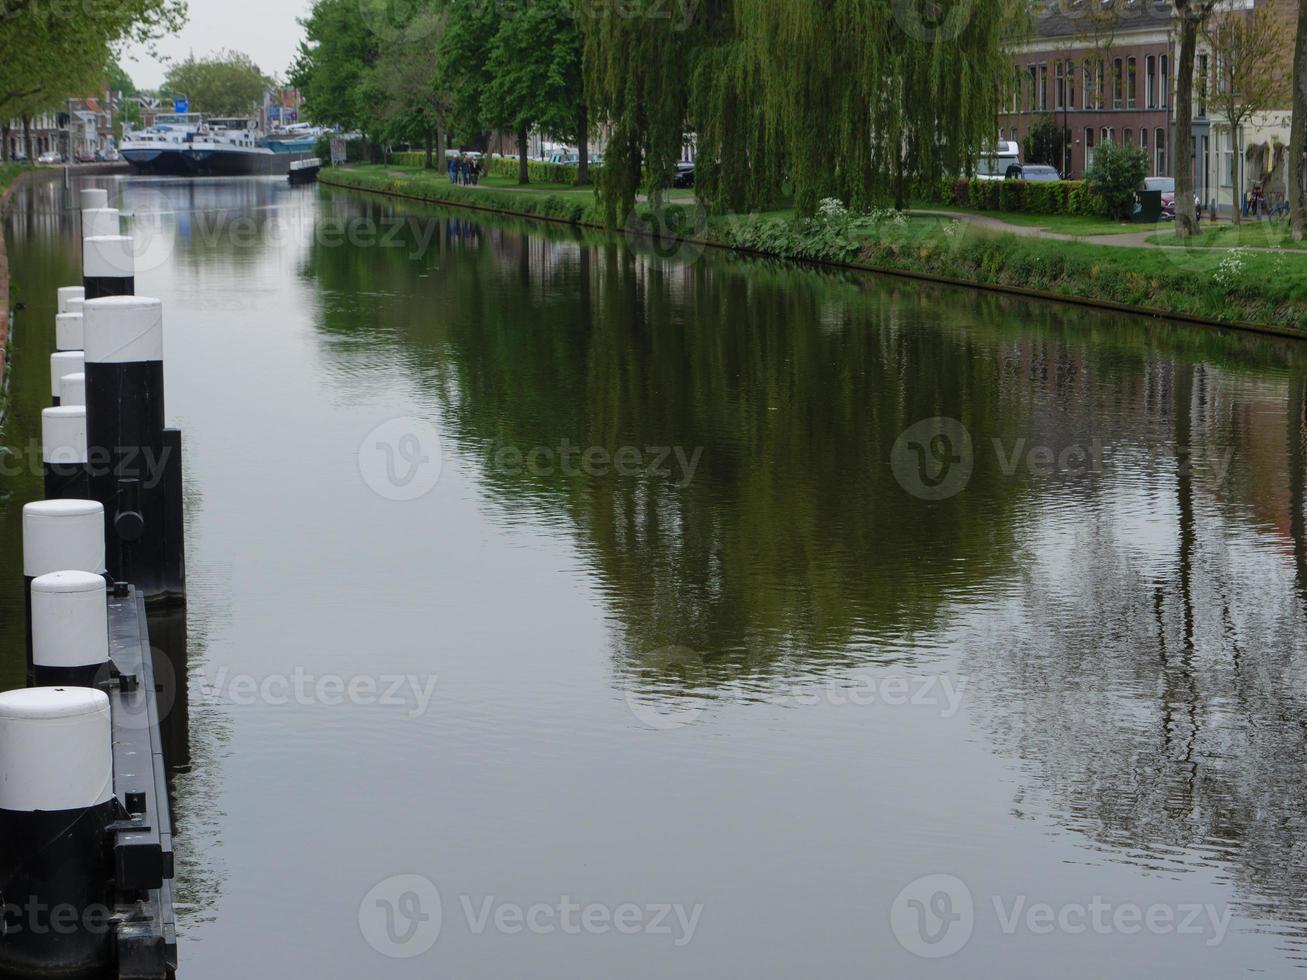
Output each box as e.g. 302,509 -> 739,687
1084,141 -> 1149,220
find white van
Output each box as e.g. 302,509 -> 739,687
974,140 -> 1020,181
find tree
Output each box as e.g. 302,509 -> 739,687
164,50 -> 270,116
1026,115 -> 1067,168
1293,0 -> 1307,239
582,0 -> 689,222
601,0 -> 1025,222
0,0 -> 184,125
1203,0 -> 1292,224
373,7 -> 451,168
290,0 -> 385,157
1086,140 -> 1150,219
1173,0 -> 1220,238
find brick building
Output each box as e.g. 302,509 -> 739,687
1000,2 -> 1179,181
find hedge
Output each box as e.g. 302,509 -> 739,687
482,156 -> 599,184
921,176 -> 1107,218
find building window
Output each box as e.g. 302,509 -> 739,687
1146,55 -> 1156,108
1124,128 -> 1133,147
1096,60 -> 1106,109
1039,63 -> 1048,111
1140,127 -> 1149,171
1197,53 -> 1208,118
1086,127 -> 1096,170
1066,59 -> 1076,108
1055,60 -> 1065,109
1127,57 -> 1137,108
1160,55 -> 1169,108
1113,58 -> 1124,109
1103,126 -> 1114,146
1083,61 -> 1094,110
1155,128 -> 1167,175
1222,130 -> 1234,186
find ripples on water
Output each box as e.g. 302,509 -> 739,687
4,176 -> 1307,975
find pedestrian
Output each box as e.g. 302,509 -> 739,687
470,157 -> 479,186
448,155 -> 456,184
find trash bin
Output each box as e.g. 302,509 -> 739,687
1133,189 -> 1163,223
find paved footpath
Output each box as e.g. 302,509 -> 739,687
910,209 -> 1294,253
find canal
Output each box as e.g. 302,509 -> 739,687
5,174 -> 1307,977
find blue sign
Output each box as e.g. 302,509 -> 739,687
173,97 -> 188,113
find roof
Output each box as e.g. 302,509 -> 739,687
1031,0 -> 1176,39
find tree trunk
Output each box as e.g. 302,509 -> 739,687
1,124 -> 9,163
1174,12 -> 1200,237
1291,0 -> 1307,240
1231,123 -> 1241,225
424,128 -> 433,169
517,123 -> 529,185
576,102 -> 590,186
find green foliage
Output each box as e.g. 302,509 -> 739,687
1085,141 -> 1150,220
164,50 -> 269,116
290,0 -> 380,134
482,155 -> 598,183
0,0 -> 185,122
1025,115 -> 1065,168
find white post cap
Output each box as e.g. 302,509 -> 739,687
60,372 -> 86,407
67,296 -> 84,314
0,688 -> 112,811
22,500 -> 106,577
57,285 -> 84,314
50,350 -> 84,398
31,571 -> 108,670
55,311 -> 84,351
82,208 -> 119,240
83,295 -> 162,363
83,235 -> 134,278
41,405 -> 87,464
79,188 -> 108,211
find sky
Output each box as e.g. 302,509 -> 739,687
120,0 -> 308,90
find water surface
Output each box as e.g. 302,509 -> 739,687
4,175 -> 1307,977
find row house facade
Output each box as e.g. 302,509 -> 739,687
1000,4 -> 1179,181
999,0 -> 1293,214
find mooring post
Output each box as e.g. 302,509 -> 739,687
57,285 -> 84,314
82,235 -> 134,300
22,500 -> 106,683
83,295 -> 167,598
49,349 -> 83,406
0,687 -> 116,976
79,187 -> 107,212
41,404 -> 91,500
81,208 -> 119,241
30,571 -> 109,688
55,310 -> 83,351
60,371 -> 86,407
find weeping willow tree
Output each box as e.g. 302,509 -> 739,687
586,0 -> 1025,220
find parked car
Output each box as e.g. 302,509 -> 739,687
1142,176 -> 1202,221
673,161 -> 694,188
1004,163 -> 1061,181
37,150 -> 61,164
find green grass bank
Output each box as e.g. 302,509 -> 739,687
322,164 -> 1307,337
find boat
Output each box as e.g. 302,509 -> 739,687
123,115 -> 314,177
179,118 -> 310,176
120,113 -> 203,175
287,157 -> 322,185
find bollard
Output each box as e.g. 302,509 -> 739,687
81,208 -> 119,241
0,687 -> 115,975
83,296 -> 166,597
57,285 -> 84,314
22,500 -> 106,683
49,350 -> 83,406
79,187 -> 108,211
30,571 -> 109,688
42,405 -> 90,500
55,311 -> 83,351
82,235 -> 134,300
60,372 -> 85,407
